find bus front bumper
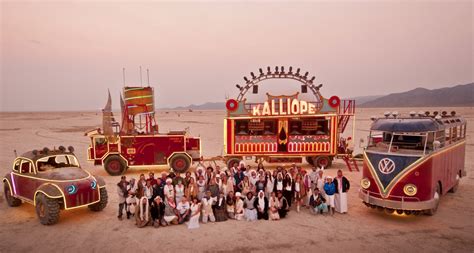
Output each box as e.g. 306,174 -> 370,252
359,189 -> 436,210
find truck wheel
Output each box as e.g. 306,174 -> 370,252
424,184 -> 441,216
89,187 -> 108,212
169,154 -> 191,173
4,183 -> 21,207
104,155 -> 127,176
226,157 -> 242,169
315,156 -> 332,168
35,193 -> 60,225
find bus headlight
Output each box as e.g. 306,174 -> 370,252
403,184 -> 417,196
360,178 -> 371,189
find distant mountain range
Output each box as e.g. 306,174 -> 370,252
359,83 -> 474,108
159,83 -> 474,110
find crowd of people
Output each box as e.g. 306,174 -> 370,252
116,162 -> 350,229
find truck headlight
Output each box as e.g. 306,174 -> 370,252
403,184 -> 417,196
90,181 -> 97,190
360,178 -> 371,189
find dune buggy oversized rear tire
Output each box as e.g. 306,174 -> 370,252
169,154 -> 191,173
104,155 -> 127,176
4,183 -> 21,207
88,187 -> 108,212
35,193 -> 60,225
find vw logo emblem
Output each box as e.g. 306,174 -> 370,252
378,158 -> 396,174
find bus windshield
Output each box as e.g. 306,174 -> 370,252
37,155 -> 80,172
367,131 -> 431,155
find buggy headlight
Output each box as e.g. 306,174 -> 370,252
403,184 -> 417,196
91,181 -> 97,190
360,178 -> 371,189
66,185 -> 77,195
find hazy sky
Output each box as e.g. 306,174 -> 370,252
1,1 -> 472,111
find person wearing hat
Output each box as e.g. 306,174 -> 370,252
164,178 -> 175,200
309,188 -> 328,215
234,192 -> 245,221
244,192 -> 257,221
150,196 -> 165,228
201,190 -> 217,223
309,167 -> 319,193
324,176 -> 336,215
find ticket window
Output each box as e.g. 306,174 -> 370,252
235,120 -> 249,135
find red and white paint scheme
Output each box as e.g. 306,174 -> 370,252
86,86 -> 201,175
223,66 -> 355,168
359,111 -> 467,216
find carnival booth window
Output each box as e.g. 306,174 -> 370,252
235,120 -> 249,135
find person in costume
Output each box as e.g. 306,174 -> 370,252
264,171 -> 274,199
213,191 -> 228,222
283,173 -> 294,207
197,175 -> 207,200
239,176 -> 251,196
254,190 -> 268,220
277,191 -> 289,218
226,191 -> 236,219
150,196 -> 166,227
201,190 -> 217,223
164,178 -> 175,200
185,177 -> 198,200
126,178 -> 138,219
274,172 -> 284,193
309,188 -> 328,215
268,191 -> 280,220
207,177 -> 220,197
316,168 -> 326,198
135,197 -> 151,228
334,170 -> 350,214
244,191 -> 257,221
163,196 -> 179,225
220,174 -> 234,196
144,180 -> 154,204
309,167 -> 319,192
117,175 -> 128,220
147,172 -> 157,186
234,192 -> 245,221
255,175 -> 266,193
324,176 -> 336,215
249,170 -> 258,186
175,180 -> 186,204
294,173 -> 307,213
187,197 -> 201,229
152,178 -> 165,201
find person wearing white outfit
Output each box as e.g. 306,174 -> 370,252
334,170 -> 350,214
201,191 -> 217,223
187,198 -> 201,229
244,192 -> 257,221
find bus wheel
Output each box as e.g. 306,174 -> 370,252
104,155 -> 127,176
396,209 -> 404,215
226,157 -> 242,169
424,185 -> 441,216
315,156 -> 332,168
449,174 -> 460,193
169,154 -> 191,173
384,208 -> 395,214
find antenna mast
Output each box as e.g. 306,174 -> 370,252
139,66 -> 143,87
147,69 -> 150,86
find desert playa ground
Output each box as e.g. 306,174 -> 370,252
0,107 -> 473,253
